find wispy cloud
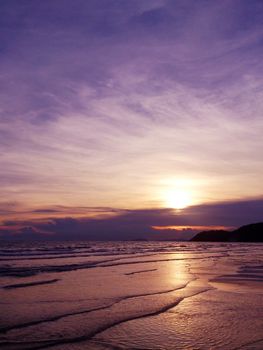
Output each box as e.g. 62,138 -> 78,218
0,0 -> 263,221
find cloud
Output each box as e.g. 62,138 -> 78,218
1,199 -> 263,241
0,1 -> 263,216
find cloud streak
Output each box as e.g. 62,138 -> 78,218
1,199 -> 263,241
0,0 -> 263,227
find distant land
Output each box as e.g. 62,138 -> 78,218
191,222 -> 263,242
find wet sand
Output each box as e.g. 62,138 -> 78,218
0,241 -> 263,349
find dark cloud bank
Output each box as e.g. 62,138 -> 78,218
1,199 -> 263,241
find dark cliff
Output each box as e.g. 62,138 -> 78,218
191,222 -> 263,242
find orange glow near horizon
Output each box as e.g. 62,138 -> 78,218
152,225 -> 236,231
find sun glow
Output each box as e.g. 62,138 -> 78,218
157,178 -> 203,210
164,189 -> 192,209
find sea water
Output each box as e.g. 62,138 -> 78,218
0,241 -> 263,349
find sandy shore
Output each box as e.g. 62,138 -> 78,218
1,241 -> 263,349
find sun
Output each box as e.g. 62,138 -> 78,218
164,189 -> 192,209
158,178 -> 196,209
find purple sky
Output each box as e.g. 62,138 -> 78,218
1,0 -> 263,240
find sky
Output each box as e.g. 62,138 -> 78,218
1,0 -> 263,240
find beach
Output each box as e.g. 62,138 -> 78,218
1,241 -> 263,349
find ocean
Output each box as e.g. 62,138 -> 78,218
1,241 -> 263,349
